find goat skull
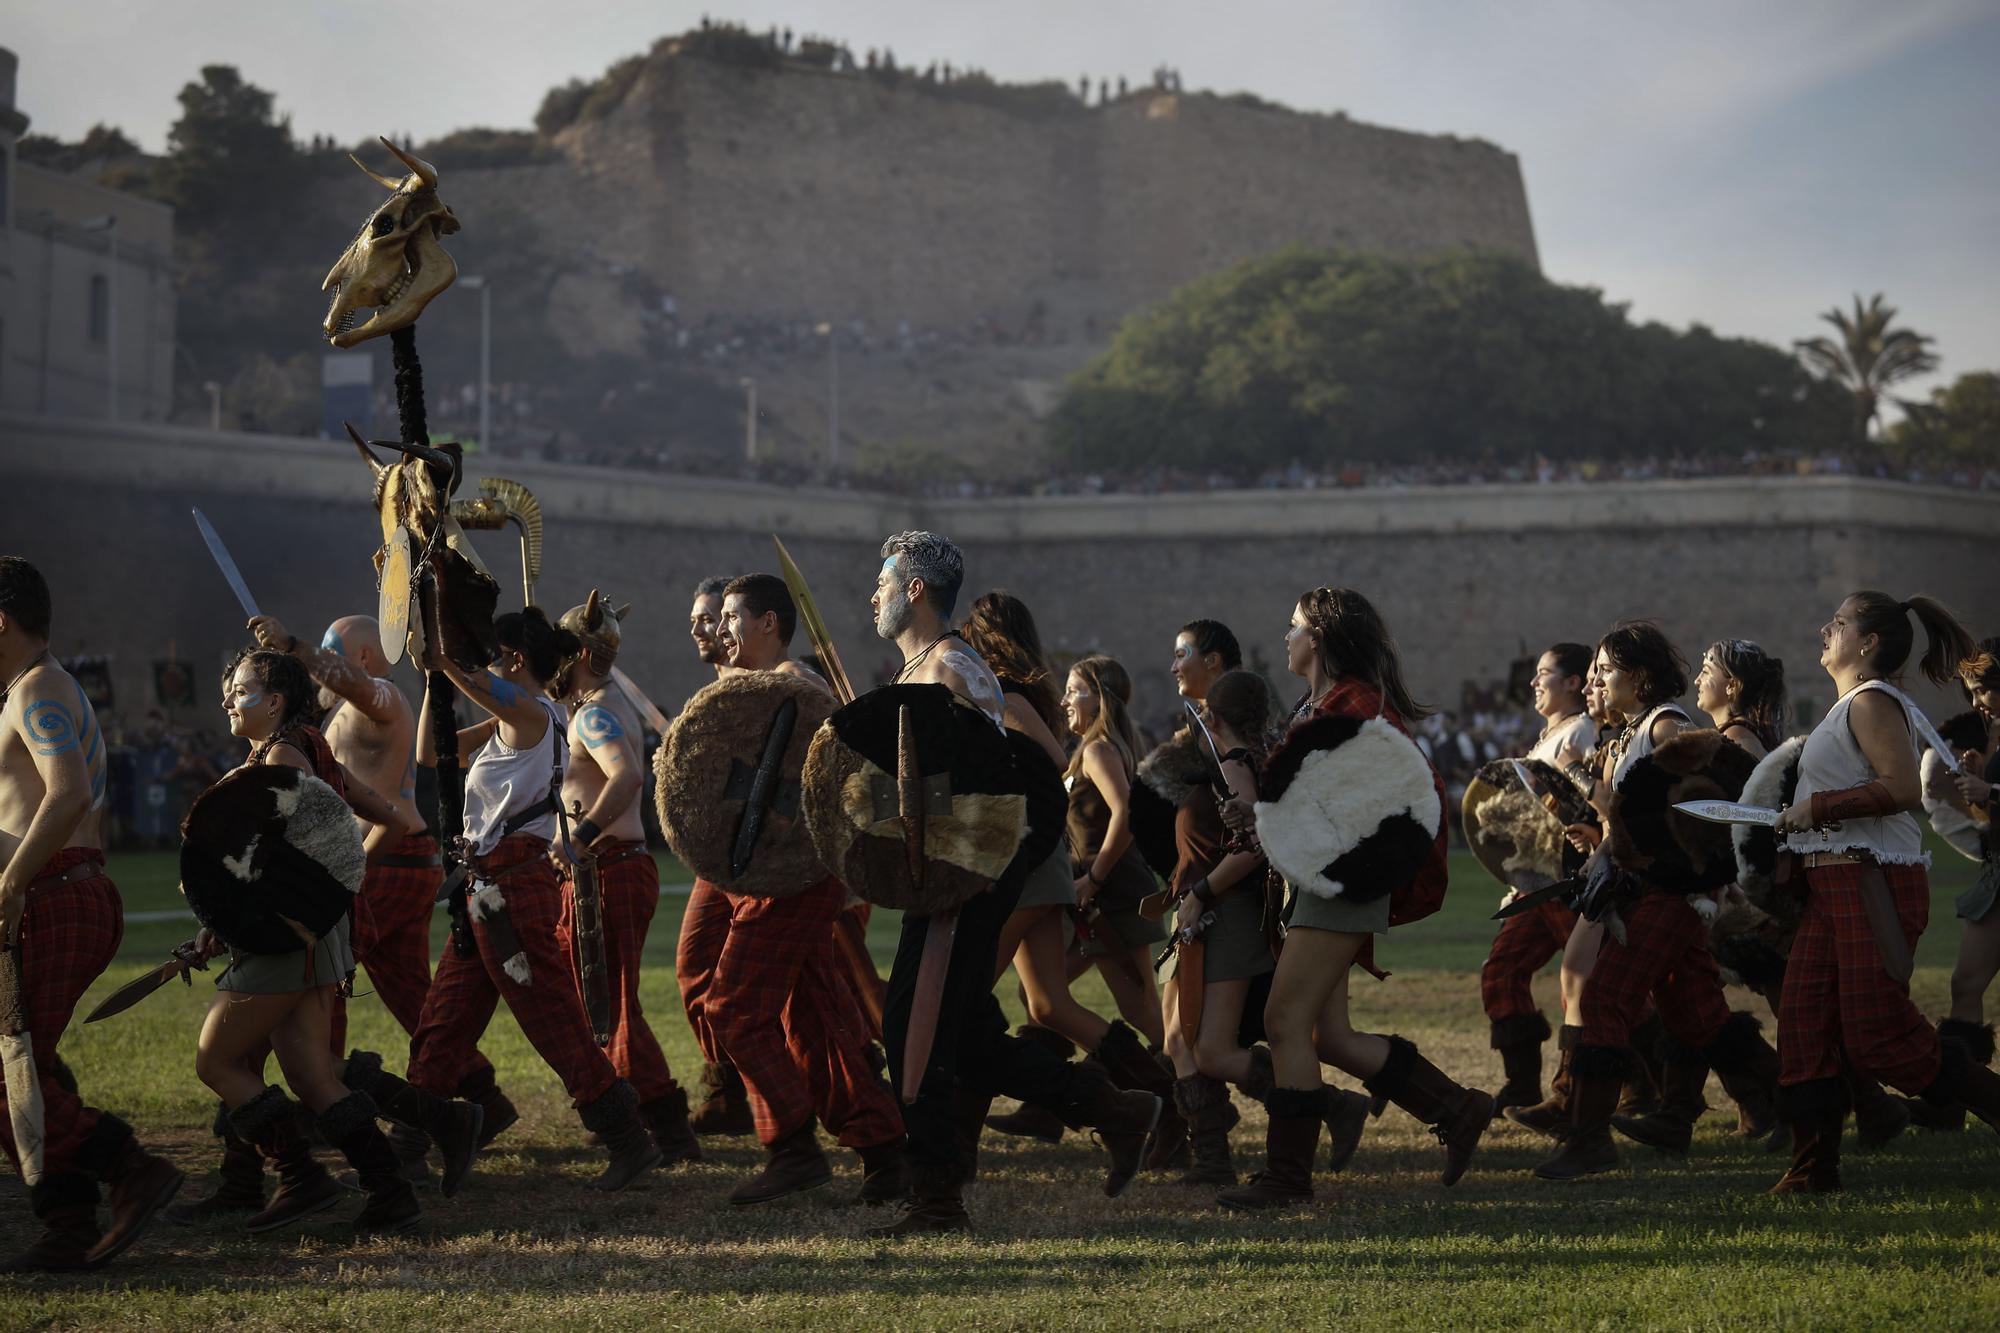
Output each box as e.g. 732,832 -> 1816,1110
322,137 -> 460,347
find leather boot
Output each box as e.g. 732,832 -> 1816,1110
1054,1059 -> 1162,1198
986,1026 -> 1075,1142
232,1086 -> 341,1233
1611,1045 -> 1708,1156
1489,1013 -> 1551,1119
953,1086 -> 992,1185
856,1136 -> 909,1205
1921,1040 -> 2000,1136
688,1060 -> 755,1136
1147,1050 -> 1191,1171
868,1162 -> 970,1237
319,1091 -> 422,1234
76,1114 -> 185,1267
1322,1085 -> 1370,1173
1235,1044 -> 1275,1105
1707,1013 -> 1778,1139
1845,1064 -> 1909,1150
1534,1049 -> 1625,1180
343,1050 -> 484,1199
728,1120 -> 833,1206
1363,1034 -> 1493,1187
1505,1024 -> 1577,1138
1176,1074 -> 1236,1187
1767,1076 -> 1846,1195
455,1065 -> 520,1149
1216,1088 -> 1321,1210
580,1079 -> 664,1193
1618,1012 -> 1666,1117
165,1101 -> 266,1224
640,1087 -> 703,1166
1907,1018 -> 1999,1135
3,1174 -> 101,1273
1095,1022 -> 1185,1170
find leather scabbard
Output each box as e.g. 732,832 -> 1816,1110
1853,862 -> 1915,985
901,909 -> 958,1104
1175,938 -> 1206,1050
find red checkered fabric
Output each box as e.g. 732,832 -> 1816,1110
676,878 -> 732,1066
1779,860 -> 1939,1092
0,850 -> 122,1177
709,875 -> 902,1148
351,835 -> 443,1035
557,842 -> 675,1102
406,835 -> 617,1106
834,899 -> 886,1042
1581,893 -> 1731,1050
1481,897 -> 1576,1021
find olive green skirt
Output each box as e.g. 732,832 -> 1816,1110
215,916 -> 356,994
1160,884 -> 1274,983
1285,883 -> 1391,935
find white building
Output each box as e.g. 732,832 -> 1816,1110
0,47 -> 176,421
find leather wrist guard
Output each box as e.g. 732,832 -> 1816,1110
573,817 -> 603,848
1810,779 -> 1899,826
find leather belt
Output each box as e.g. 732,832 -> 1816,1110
1803,850 -> 1865,869
29,858 -> 107,894
376,852 -> 442,870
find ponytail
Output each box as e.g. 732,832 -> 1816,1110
1851,591 -> 1973,686
495,606 -> 580,685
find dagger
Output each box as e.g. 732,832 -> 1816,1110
84,939 -> 207,1024
191,508 -> 261,619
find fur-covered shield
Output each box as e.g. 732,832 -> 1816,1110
1462,758 -> 1584,893
180,766 -> 365,954
1605,729 -> 1756,896
655,671 -> 836,898
1254,713 -> 1441,903
1132,729 -> 1206,879
1732,736 -> 1805,917
802,683 -> 1032,914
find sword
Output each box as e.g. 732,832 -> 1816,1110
772,536 -> 856,705
1904,707 -> 1964,778
1674,800 -> 1780,827
1183,702 -> 1238,800
1492,879 -> 1576,919
609,666 -> 670,734
191,508 -> 261,619
563,802 -> 613,1048
84,939 -> 206,1024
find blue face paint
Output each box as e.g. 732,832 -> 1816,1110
321,626 -> 347,658
238,691 -> 264,710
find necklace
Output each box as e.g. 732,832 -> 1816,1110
1539,708 -> 1582,741
893,630 -> 958,684
0,650 -> 48,709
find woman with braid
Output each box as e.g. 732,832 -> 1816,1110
1695,638 -> 1788,760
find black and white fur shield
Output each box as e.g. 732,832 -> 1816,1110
181,765 -> 364,954
1731,735 -> 1804,913
1254,713 -> 1440,902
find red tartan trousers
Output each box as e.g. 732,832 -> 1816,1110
1780,861 -> 1939,1092
0,850 -> 122,1178
1481,897 -> 1576,1022
407,835 -> 618,1107
709,875 -> 902,1149
557,842 -> 675,1102
1581,893 -> 1731,1050
677,878 -> 731,1067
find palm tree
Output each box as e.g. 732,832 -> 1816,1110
1794,293 -> 1938,444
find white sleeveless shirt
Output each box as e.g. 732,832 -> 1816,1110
1527,712 -> 1597,767
464,696 -> 568,855
1785,680 -> 1925,864
1611,703 -> 1691,787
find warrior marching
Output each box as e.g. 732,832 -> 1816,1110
2,137 -> 1996,1270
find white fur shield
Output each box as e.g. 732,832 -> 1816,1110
1254,717 -> 1440,901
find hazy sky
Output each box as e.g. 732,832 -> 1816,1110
14,0 -> 1999,401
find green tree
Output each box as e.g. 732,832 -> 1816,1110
1792,293 -> 1938,444
160,66 -> 300,235
1893,371 -> 2000,463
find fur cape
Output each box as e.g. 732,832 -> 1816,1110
1131,729 -> 1206,879
1604,728 -> 1756,897
1254,713 -> 1440,903
180,765 -> 364,954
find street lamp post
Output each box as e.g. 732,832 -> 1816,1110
461,274 -> 491,449
740,376 -> 758,462
203,380 -> 222,430
83,214 -> 118,421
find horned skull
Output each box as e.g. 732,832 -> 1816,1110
322,137 -> 461,347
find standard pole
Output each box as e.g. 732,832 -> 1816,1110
828,329 -> 840,468
105,218 -> 119,422
477,283 -> 491,450
742,377 -> 758,462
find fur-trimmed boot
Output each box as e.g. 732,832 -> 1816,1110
1176,1074 -> 1237,1187
165,1101 -> 266,1224
342,1050 -> 484,1198
1490,1012 -> 1552,1119
953,1086 -> 992,1185
1093,1021 -> 1187,1171
1908,1018 -> 1999,1133
231,1086 -> 341,1233
1216,1087 -> 1322,1210
1610,1040 -> 1709,1156
579,1079 -> 665,1192
1363,1035 -> 1494,1187
1921,1036 -> 2000,1136
1845,1064 -> 1909,1150
1534,1047 -> 1626,1181
640,1087 -> 703,1165
318,1092 -> 422,1234
1768,1076 -> 1846,1195
1321,1084 -> 1371,1173
868,1162 -> 970,1237
2,1174 -> 101,1273
455,1065 -> 520,1149
689,1060 -> 755,1136
856,1136 -> 909,1206
1505,1023 -> 1578,1138
1708,1013 -> 1778,1140
1054,1059 -> 1162,1198
986,1026 -> 1075,1142
728,1120 -> 833,1206
75,1114 -> 184,1267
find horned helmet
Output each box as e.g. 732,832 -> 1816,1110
555,590 -> 631,695
323,136 -> 460,348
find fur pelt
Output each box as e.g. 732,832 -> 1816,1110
1255,713 -> 1440,902
655,671 -> 836,898
1733,736 -> 1805,920
1132,730 -> 1206,878
1462,761 -> 1568,893
180,766 -> 363,954
1606,728 -> 1755,895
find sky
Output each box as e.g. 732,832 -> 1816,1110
12,0 -> 1999,403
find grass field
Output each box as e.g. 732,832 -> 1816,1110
2,844 -> 1998,1329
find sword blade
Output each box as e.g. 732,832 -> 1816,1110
1183,701 -> 1237,800
772,536 -> 856,705
1905,707 -> 1964,777
190,508 -> 261,619
1508,758 -> 1548,800
608,666 -> 670,734
1674,800 -> 1779,826
83,959 -> 182,1023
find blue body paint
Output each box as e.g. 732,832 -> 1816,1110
24,699 -> 78,756
486,674 -> 529,708
575,703 -> 625,749
322,626 -> 347,657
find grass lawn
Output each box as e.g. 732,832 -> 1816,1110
2,843 -> 1997,1329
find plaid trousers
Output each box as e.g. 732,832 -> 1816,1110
557,843 -> 674,1102
676,878 -> 731,1067
0,850 -> 122,1178
1780,861 -> 1939,1092
1481,897 -> 1576,1022
709,875 -> 902,1148
407,835 -> 618,1107
1581,892 -> 1731,1050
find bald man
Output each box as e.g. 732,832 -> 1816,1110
249,614 -> 517,1160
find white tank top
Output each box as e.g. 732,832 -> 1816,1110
1611,703 -> 1691,787
464,696 -> 568,856
1527,712 -> 1596,766
1785,680 -> 1925,864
